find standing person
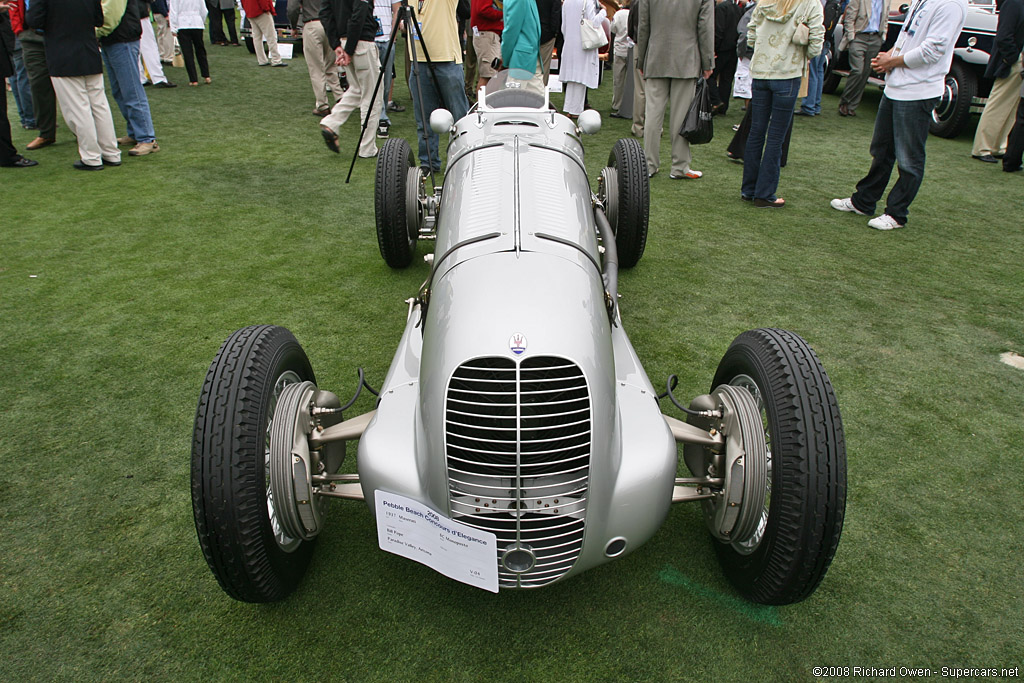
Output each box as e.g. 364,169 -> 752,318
502,0 -> 540,85
242,0 -> 286,65
404,0 -> 470,172
318,0 -> 381,158
560,0 -> 607,117
26,0 -> 121,169
10,0 -> 58,150
289,0 -> 343,116
170,0 -> 211,84
831,0 -> 968,229
1002,76 -> 1024,172
627,0 -> 645,137
970,0 -> 1024,162
208,0 -> 239,44
151,0 -> 174,62
837,0 -> 893,116
471,0 -> 503,91
610,0 -> 632,116
1,3 -> 37,167
99,0 -> 163,156
534,0 -> 559,84
636,0 -> 714,178
742,0 -> 822,206
710,0 -> 742,115
372,0 -> 397,136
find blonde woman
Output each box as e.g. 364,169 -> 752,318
741,0 -> 823,207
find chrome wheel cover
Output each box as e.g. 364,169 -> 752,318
729,374 -> 772,555
265,370 -> 302,552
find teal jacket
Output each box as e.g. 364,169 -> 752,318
501,0 -> 541,76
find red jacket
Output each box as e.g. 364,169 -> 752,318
240,0 -> 275,19
10,0 -> 26,35
471,0 -> 502,33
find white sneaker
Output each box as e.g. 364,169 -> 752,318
830,197 -> 867,215
867,214 -> 904,231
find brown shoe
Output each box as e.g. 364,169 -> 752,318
25,136 -> 56,150
128,142 -> 160,156
117,135 -> 138,146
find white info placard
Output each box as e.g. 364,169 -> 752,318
375,490 -> 499,593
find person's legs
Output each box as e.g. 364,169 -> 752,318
801,50 -> 826,115
971,53 -> 1023,157
178,30 -> 199,83
84,73 -> 121,162
742,78 -> 772,198
0,93 -> 21,165
376,40 -> 394,123
563,81 -> 587,115
138,19 -> 168,84
103,41 -> 157,143
11,40 -> 36,128
254,13 -> 282,65
612,53 -> 627,113
540,38 -> 555,85
350,41 -> 383,157
304,22 -> 331,108
643,77 -> 669,175
631,49 -> 646,138
753,76 -> 799,200
207,0 -> 226,43
851,93 -> 896,215
839,32 -> 882,113
667,77 -> 696,175
19,34 -> 57,141
154,14 -> 175,61
224,7 -> 239,44
192,29 -> 210,78
407,60 -> 444,170
250,12 -> 270,64
51,75 -> 102,165
882,97 -> 936,224
1002,97 -> 1024,172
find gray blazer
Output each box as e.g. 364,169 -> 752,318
636,0 -> 715,78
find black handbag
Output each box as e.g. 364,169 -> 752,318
680,77 -> 714,145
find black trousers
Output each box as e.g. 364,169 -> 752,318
709,49 -> 737,111
1003,96 -> 1024,172
207,3 -> 238,44
18,32 -> 58,140
177,29 -> 210,82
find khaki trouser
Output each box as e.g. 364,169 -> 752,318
631,49 -> 646,138
540,38 -> 555,85
644,76 -> 696,176
320,40 -> 381,157
153,13 -> 174,62
302,20 -> 342,109
839,31 -> 883,112
249,12 -> 281,65
50,74 -> 120,166
972,53 -> 1024,156
612,52 -> 628,112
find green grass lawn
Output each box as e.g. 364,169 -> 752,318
2,42 -> 1022,681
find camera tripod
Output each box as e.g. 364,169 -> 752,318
345,0 -> 452,185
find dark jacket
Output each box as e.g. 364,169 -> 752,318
535,0 -> 560,43
985,0 -> 1024,79
101,0 -> 143,45
714,0 -> 742,53
25,0 -> 105,76
320,0 -> 376,54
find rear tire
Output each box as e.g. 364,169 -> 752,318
191,325 -> 317,602
709,328 -> 846,605
607,138 -> 649,268
375,137 -> 418,268
929,61 -> 975,139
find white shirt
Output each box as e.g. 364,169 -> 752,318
611,8 -> 632,57
885,0 -> 967,100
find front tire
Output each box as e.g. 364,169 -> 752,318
607,138 -> 649,268
191,325 -> 318,602
709,328 -> 846,605
375,138 -> 419,268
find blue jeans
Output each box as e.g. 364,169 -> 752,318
851,95 -> 936,224
800,51 -> 827,115
742,77 -> 800,201
102,41 -> 156,143
376,40 -> 395,124
408,60 -> 469,170
11,39 -> 36,128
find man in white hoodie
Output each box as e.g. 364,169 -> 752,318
830,0 -> 967,230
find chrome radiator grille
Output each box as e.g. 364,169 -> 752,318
445,356 -> 591,588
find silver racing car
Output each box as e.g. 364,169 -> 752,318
191,76 -> 847,604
